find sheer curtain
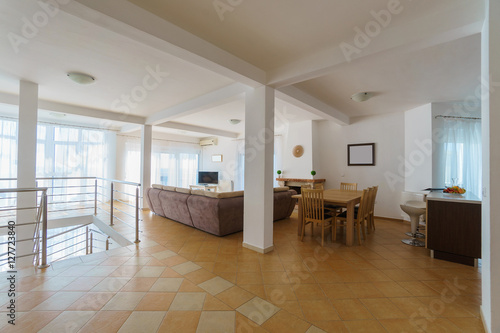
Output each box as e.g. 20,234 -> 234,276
151,140 -> 200,187
440,119 -> 482,196
0,119 -> 17,205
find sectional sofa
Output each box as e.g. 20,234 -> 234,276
145,185 -> 297,236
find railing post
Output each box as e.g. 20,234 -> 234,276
94,178 -> 97,215
135,185 -> 140,243
89,232 -> 93,254
110,182 -> 114,226
106,237 -> 110,250
85,227 -> 89,255
38,190 -> 50,269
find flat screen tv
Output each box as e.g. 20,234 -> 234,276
198,171 -> 218,185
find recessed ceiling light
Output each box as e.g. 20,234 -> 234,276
67,72 -> 95,85
229,119 -> 241,125
351,92 -> 373,102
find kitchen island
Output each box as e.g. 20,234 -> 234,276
426,191 -> 481,266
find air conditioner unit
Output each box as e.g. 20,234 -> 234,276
200,138 -> 217,146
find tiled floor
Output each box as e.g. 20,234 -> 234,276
0,208 -> 484,332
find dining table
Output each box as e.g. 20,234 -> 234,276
293,189 -> 363,246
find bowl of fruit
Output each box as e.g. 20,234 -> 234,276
443,186 -> 466,195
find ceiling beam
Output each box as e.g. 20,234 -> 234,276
268,1 -> 484,88
146,83 -> 249,125
65,0 -> 266,87
276,86 -> 350,126
157,121 -> 239,139
0,91 -> 145,125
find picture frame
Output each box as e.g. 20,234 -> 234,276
211,154 -> 223,163
347,143 -> 375,166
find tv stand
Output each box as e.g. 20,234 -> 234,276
189,184 -> 218,192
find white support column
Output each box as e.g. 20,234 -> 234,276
481,1 -> 500,332
16,81 -> 38,269
140,125 -> 152,209
243,86 -> 275,253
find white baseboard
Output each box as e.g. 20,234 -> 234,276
242,242 -> 274,254
480,305 -> 490,333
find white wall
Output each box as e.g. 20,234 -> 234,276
201,137 -> 239,190
316,112 -> 405,219
404,104 -> 433,192
282,121 -> 314,178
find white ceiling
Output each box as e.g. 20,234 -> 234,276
0,0 -> 485,138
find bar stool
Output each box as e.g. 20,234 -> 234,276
400,201 -> 426,247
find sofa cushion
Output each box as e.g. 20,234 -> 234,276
152,184 -> 163,189
175,187 -> 191,194
187,195 -> 243,236
162,186 -> 176,191
158,190 -> 194,226
274,186 -> 289,192
191,189 -> 206,196
204,190 -> 244,199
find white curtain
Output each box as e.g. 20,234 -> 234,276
0,119 -> 17,207
441,119 -> 482,196
151,140 -> 200,187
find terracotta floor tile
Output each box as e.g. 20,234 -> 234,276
294,284 -> 326,300
197,311 -> 235,333
203,294 -> 233,310
299,299 -> 340,322
135,292 -> 175,311
237,297 -> 280,325
330,299 -> 373,320
117,311 -> 166,333
120,277 -> 157,292
343,320 -> 388,333
0,311 -> 61,332
236,271 -> 263,285
360,298 -> 408,319
32,291 -> 86,311
102,292 -> 145,310
213,262 -> 239,273
79,310 -> 132,333
379,318 -> 433,333
239,284 -> 267,299
184,268 -> 217,284
38,311 -> 96,333
16,291 -> 56,311
109,266 -> 142,277
262,271 -> 290,284
260,261 -> 285,272
280,300 -> 305,319
158,311 -> 201,333
235,312 -> 269,333
67,292 -> 116,311
346,283 -> 384,298
320,283 -> 355,300
217,286 -> 255,308
447,317 -> 486,333
262,309 -> 311,333
311,320 -> 349,333
397,281 -> 441,297
265,284 -> 297,303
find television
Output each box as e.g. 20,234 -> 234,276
198,171 -> 219,185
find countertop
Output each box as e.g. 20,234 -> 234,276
426,191 -> 481,204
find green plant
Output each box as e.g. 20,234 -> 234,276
277,170 -> 282,175
311,170 -> 316,176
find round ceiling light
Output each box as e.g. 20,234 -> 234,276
351,92 -> 373,102
229,119 -> 241,125
67,72 -> 95,85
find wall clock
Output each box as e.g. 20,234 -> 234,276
292,145 -> 304,158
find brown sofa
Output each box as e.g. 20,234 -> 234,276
145,185 -> 297,236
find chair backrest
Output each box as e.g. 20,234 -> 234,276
302,189 -> 325,222
355,188 -> 370,222
370,186 -> 378,213
340,182 -> 358,191
314,183 -> 324,190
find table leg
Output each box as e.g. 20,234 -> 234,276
297,198 -> 303,236
346,201 -> 354,246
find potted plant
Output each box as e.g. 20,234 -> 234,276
311,170 -> 316,179
277,170 -> 282,178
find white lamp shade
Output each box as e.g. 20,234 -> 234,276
67,72 -> 95,85
351,92 -> 372,102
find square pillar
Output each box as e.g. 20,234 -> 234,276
16,80 -> 38,269
140,125 -> 152,209
243,86 -> 275,253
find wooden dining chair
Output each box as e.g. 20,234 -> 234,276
301,189 -> 334,247
340,182 -> 358,191
367,186 -> 378,231
333,188 -> 369,245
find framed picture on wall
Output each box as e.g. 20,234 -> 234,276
348,143 -> 375,166
211,154 -> 223,162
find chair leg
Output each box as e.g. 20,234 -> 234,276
321,223 -> 324,247
301,221 -> 306,241
371,214 -> 376,230
332,218 -> 336,241
357,221 -> 362,245
362,219 -> 366,241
